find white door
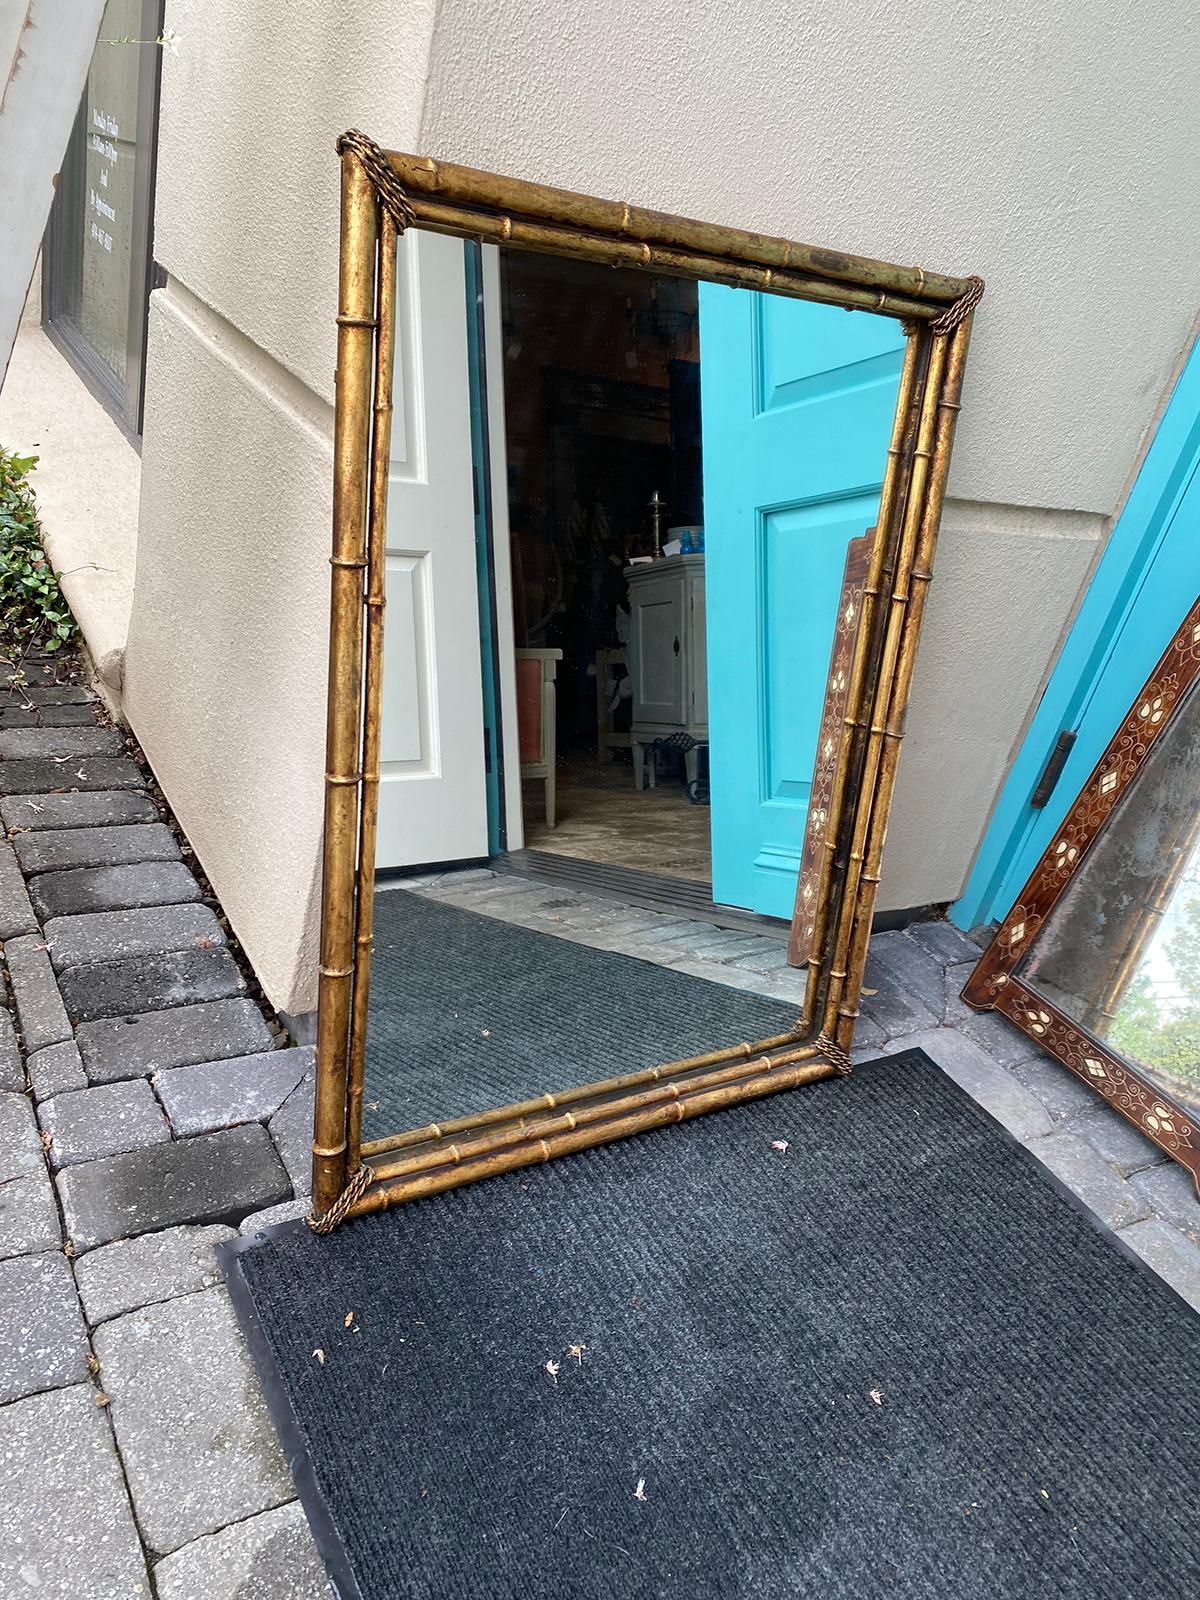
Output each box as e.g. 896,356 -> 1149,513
376,230 -> 493,867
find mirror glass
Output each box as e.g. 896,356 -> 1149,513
361,229 -> 906,1140
1016,675 -> 1200,1109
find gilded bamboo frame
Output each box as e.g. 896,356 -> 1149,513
964,594 -> 1200,1195
311,133 -> 981,1229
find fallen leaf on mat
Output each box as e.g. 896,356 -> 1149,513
566,1344 -> 586,1365
344,1311 -> 355,1328
544,1359 -> 560,1384
634,1478 -> 647,1502
313,1348 -> 326,1366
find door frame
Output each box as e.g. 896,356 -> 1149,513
953,329 -> 1200,931
465,241 -> 524,854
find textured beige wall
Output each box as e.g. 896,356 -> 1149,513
420,0 -> 1200,514
128,281 -> 333,1011
127,0 -> 1200,1010
881,501 -> 1104,909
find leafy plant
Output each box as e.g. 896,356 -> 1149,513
0,449 -> 78,652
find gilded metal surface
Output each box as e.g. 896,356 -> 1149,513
313,133 -> 982,1225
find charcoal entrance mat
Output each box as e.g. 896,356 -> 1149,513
361,886 -> 808,1139
227,1050 -> 1200,1600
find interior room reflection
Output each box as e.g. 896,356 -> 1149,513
501,252 -> 708,882
1017,674 -> 1200,1107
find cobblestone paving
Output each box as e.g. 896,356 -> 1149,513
1,651 -> 1197,1597
0,651 -> 327,1599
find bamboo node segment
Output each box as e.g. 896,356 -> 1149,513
308,1163 -> 375,1234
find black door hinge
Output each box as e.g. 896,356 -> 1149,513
1031,729 -> 1077,808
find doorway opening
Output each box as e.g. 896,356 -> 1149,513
496,250 -> 711,888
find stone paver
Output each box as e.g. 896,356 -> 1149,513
77,996 -> 277,1083
0,700 -> 96,728
1,788 -> 158,833
268,1074 -> 315,1197
5,931 -> 73,1050
59,946 -> 247,1024
11,684 -> 93,705
0,1384 -> 150,1598
1130,1160 -> 1200,1245
27,1039 -> 89,1099
1029,1130 -> 1153,1230
58,1123 -> 292,1252
729,941 -> 795,972
0,1251 -> 90,1402
44,902 -> 226,974
0,1004 -> 22,1092
239,1197 -> 310,1234
0,1091 -> 48,1181
153,1499 -> 330,1600
889,1026 -> 1055,1144
29,859 -> 203,921
75,1222 -> 236,1326
0,838 -> 37,938
39,1080 -> 171,1170
1119,1217 -> 1200,1311
903,918 -> 983,969
0,755 -> 145,794
0,725 -> 124,760
13,821 -> 178,876
1071,1103 -> 1169,1179
859,934 -> 943,1036
1011,1052 -> 1107,1122
94,1287 -> 293,1554
0,1168 -> 62,1260
156,1046 -> 313,1137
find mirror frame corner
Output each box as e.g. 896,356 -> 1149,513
964,592 -> 1200,1197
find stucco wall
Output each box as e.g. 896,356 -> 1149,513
420,0 -> 1200,514
126,0 -> 1200,1011
128,281 -> 333,1011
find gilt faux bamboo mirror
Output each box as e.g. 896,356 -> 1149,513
310,131 -> 981,1231
965,594 -> 1200,1195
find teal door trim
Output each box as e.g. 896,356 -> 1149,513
464,240 -> 506,855
953,333 -> 1200,930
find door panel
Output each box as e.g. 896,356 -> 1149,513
630,576 -> 685,724
376,231 -> 489,868
700,288 -> 904,916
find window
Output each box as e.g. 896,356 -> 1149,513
42,0 -> 164,439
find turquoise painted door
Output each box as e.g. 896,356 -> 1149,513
699,286 -> 905,916
954,336 -> 1200,929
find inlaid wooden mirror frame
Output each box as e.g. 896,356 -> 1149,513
964,594 -> 1200,1195
310,129 -> 984,1230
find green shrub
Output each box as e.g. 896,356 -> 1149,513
0,449 -> 78,652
